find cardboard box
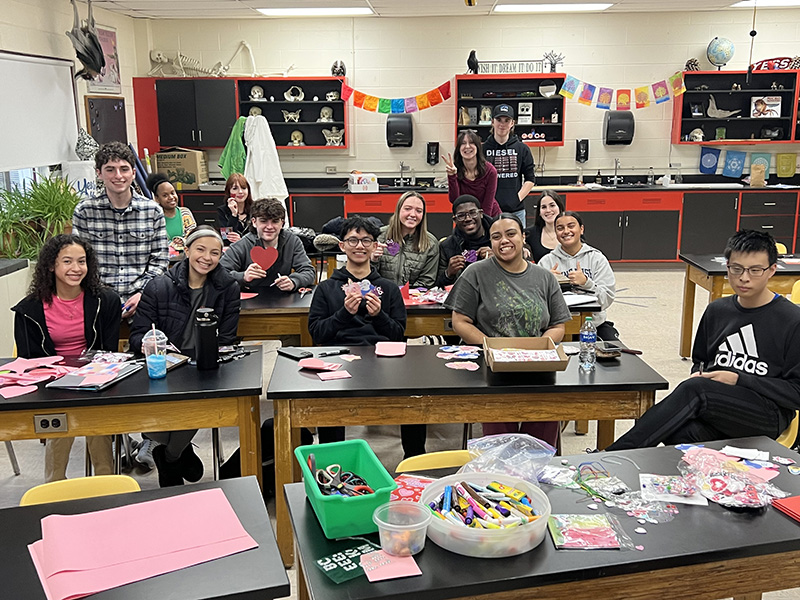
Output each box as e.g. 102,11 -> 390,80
483,336 -> 569,372
348,172 -> 378,193
153,147 -> 208,190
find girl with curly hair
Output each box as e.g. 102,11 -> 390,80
12,234 -> 121,481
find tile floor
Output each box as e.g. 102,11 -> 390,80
2,265 -> 797,599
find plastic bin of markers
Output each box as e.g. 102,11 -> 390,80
419,472 -> 551,558
295,439 -> 398,539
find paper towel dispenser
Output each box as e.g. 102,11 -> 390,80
603,111 -> 635,145
387,114 -> 413,147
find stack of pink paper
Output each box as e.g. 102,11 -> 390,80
0,356 -> 75,399
29,488 -> 258,600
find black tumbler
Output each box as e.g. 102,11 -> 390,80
195,307 -> 219,370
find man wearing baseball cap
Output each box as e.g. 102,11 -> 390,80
484,104 -> 536,226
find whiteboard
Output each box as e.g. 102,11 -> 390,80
0,52 -> 79,172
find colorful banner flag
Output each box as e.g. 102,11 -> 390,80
616,89 -> 632,110
404,97 -> 418,113
340,80 -> 451,113
391,98 -> 405,114
700,147 -> 721,174
378,98 -> 391,114
353,90 -> 365,108
559,75 -> 581,99
415,93 -> 431,110
596,87 -> 613,110
668,72 -> 686,96
363,95 -> 379,112
776,153 -> 797,178
751,152 -> 771,181
722,150 -> 746,178
341,84 -> 353,102
652,80 -> 670,104
427,89 -> 443,107
635,86 -> 651,109
578,83 -> 596,106
438,81 -> 452,101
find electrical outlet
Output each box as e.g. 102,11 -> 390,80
325,165 -> 337,174
34,413 -> 68,433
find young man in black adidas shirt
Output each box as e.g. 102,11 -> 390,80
607,230 -> 800,450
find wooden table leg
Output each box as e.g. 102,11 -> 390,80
596,420 -> 615,449
733,595 -> 763,600
275,399 -> 296,567
238,395 -> 262,491
710,274 -> 725,302
679,264 -> 696,358
299,316 -> 312,346
574,420 -> 589,435
296,556 -> 310,600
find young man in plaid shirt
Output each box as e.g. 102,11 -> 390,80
73,142 -> 168,318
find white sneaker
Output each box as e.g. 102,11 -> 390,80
135,438 -> 159,471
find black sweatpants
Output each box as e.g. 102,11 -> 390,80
607,376 -> 792,451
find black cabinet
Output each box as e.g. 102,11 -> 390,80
156,79 -> 236,148
739,191 -> 797,252
580,211 -> 678,260
680,192 -> 739,255
290,195 -> 345,231
181,192 -> 225,229
580,211 -> 624,260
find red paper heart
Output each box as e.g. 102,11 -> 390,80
250,246 -> 278,270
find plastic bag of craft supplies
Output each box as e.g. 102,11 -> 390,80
460,434 -> 555,485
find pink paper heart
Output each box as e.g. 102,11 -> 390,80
0,385 -> 38,398
250,246 -> 278,270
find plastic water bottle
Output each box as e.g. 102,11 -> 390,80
579,317 -> 597,373
647,166 -> 655,185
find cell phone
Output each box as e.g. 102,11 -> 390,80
277,347 -> 313,361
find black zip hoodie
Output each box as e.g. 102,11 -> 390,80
308,266 -> 406,346
12,287 -> 121,358
483,133 -> 536,212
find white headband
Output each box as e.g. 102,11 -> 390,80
185,228 -> 223,247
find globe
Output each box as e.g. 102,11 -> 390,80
707,37 -> 735,68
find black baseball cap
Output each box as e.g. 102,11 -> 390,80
493,104 -> 515,119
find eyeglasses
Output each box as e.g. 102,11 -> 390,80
453,209 -> 482,222
727,264 -> 771,277
342,237 -> 375,248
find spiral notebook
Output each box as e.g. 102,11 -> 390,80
46,362 -> 143,391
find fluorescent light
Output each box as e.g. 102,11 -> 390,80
494,3 -> 612,12
731,0 -> 800,6
257,7 -> 374,17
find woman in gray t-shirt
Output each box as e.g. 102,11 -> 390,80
444,214 -> 571,447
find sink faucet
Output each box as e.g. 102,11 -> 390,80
609,158 -> 623,186
397,161 -> 410,186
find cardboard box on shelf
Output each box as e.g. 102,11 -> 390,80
348,172 -> 378,193
152,147 -> 208,190
483,336 -> 569,372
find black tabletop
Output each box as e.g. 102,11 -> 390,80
0,347 -> 263,412
4,477 -> 289,600
286,437 -> 800,600
266,344 -> 668,399
240,289 -> 314,312
681,253 -> 800,276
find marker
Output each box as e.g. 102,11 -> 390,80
270,273 -> 282,287
442,485 -> 453,513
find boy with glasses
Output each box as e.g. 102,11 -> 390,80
436,194 -> 495,288
608,230 -> 800,450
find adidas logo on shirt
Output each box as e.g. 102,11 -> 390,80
713,324 -> 769,376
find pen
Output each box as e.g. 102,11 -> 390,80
270,273 -> 282,287
317,348 -> 350,357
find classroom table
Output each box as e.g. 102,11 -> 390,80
268,344 -> 668,565
286,436 -> 800,600
0,349 -> 264,490
3,477 -> 289,600
679,253 -> 800,357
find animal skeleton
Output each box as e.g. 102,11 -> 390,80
282,110 -> 301,123
707,95 -> 741,118
66,0 -> 105,80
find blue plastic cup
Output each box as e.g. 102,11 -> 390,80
146,354 -> 167,379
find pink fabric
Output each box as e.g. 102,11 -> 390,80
447,162 -> 501,217
43,293 -> 86,357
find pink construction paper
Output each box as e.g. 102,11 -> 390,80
360,550 -> 422,582
318,370 -> 351,381
298,358 -> 341,371
28,489 -> 257,600
78,374 -> 116,387
375,342 -> 407,357
240,292 -> 258,300
0,385 -> 38,398
1,356 -> 63,373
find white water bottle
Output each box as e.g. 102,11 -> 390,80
579,316 -> 597,373
647,166 -> 655,185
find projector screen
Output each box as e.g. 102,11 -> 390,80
0,52 -> 79,172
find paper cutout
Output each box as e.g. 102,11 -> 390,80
438,81 -> 452,101
1,356 -> 63,374
0,385 -> 38,399
360,550 -> 422,582
404,97 -> 418,113
699,147 -> 721,174
318,370 -> 352,381
616,89 -> 631,110
340,84 -> 353,101
363,95 -> 379,112
578,83 -> 596,106
391,98 -> 405,113
652,80 -> 670,104
596,87 -> 613,110
559,75 -> 580,99
669,72 -> 686,96
240,292 -> 258,300
298,358 -> 342,371
375,342 -> 407,357
445,361 -> 479,371
378,97 -> 391,114
751,153 -> 771,181
776,153 -> 797,178
635,86 -> 651,109
249,246 -> 278,270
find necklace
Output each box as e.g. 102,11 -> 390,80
55,295 -> 80,319
542,227 -> 557,246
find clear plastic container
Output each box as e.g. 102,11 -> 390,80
373,501 -> 431,556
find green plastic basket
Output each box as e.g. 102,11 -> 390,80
294,439 -> 397,539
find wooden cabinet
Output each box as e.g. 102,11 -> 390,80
237,77 -> 347,149
739,191 -> 797,253
455,74 -> 565,147
671,70 -> 798,145
680,192 -> 739,255
289,194 -> 345,231
155,79 -> 237,148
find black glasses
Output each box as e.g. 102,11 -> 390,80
343,237 -> 375,248
453,209 -> 481,222
727,264 -> 770,277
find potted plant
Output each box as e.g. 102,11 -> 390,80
0,176 -> 82,260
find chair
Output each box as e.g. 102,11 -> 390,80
776,242 -> 788,255
791,280 -> 800,304
19,475 -> 140,506
396,450 -> 471,473
776,411 -> 799,449
5,441 -> 20,476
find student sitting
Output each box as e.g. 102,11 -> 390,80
537,211 -> 618,341
217,173 -> 253,244
219,197 -> 315,293
13,234 -> 121,482
524,190 -> 565,263
130,226 -> 241,486
146,173 -> 196,253
436,194 -> 495,288
608,230 -> 800,450
308,215 -> 408,447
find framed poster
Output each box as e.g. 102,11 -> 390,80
87,26 -> 121,94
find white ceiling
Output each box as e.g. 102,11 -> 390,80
90,0 -> 749,19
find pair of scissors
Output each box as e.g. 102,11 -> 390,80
298,287 -> 312,298
315,463 -> 373,496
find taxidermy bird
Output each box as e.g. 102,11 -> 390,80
707,95 -> 741,118
467,50 -> 479,74
66,0 -> 105,80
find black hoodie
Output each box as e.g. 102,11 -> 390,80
308,266 -> 406,345
435,214 -> 495,288
483,133 -> 535,212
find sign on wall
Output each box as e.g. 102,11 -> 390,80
87,26 -> 121,95
478,60 -> 544,75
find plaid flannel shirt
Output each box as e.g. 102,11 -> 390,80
72,191 -> 169,301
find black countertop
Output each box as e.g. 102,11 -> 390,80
0,258 -> 28,278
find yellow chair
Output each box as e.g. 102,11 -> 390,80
776,411 -> 799,449
776,242 -> 788,255
396,450 -> 472,473
20,475 -> 140,506
791,280 -> 800,304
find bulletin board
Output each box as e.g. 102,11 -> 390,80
84,96 -> 128,145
